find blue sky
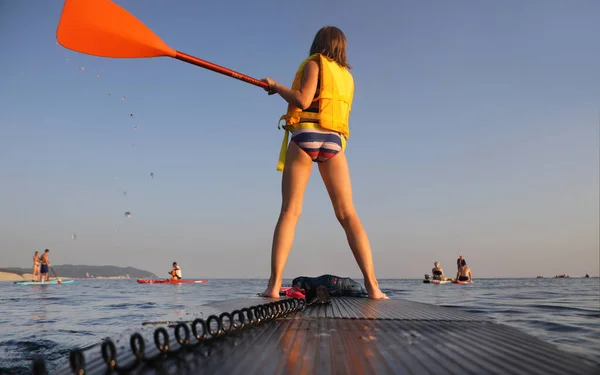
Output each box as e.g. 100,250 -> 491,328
0,0 -> 598,279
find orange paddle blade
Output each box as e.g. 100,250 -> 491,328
56,0 -> 176,58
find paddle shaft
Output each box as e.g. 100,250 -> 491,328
49,266 -> 62,284
175,51 -> 269,90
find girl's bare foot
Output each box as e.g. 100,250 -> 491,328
260,282 -> 281,298
365,280 -> 389,300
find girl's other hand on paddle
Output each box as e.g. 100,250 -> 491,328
261,77 -> 277,95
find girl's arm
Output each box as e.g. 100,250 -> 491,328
262,60 -> 319,110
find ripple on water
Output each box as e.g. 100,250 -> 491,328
0,339 -> 71,374
105,302 -> 156,309
528,303 -> 600,315
508,318 -> 588,334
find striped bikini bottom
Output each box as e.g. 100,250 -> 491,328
291,128 -> 343,163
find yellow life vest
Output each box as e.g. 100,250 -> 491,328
276,53 -> 354,171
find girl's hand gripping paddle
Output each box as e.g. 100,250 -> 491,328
56,0 -> 269,89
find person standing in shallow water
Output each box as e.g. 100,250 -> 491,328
259,26 -> 387,300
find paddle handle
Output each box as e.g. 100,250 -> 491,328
175,51 -> 269,90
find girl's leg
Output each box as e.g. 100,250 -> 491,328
261,142 -> 313,298
318,152 -> 387,299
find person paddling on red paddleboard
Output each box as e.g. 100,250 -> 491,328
169,262 -> 182,281
259,26 -> 386,300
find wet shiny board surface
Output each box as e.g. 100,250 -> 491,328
52,297 -> 599,375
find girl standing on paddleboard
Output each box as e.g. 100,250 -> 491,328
260,26 -> 387,300
32,251 -> 40,282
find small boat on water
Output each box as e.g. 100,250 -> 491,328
554,274 -> 570,278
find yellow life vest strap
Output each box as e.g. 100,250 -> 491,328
276,121 -> 347,172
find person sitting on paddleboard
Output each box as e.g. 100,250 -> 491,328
39,249 -> 50,283
432,262 -> 446,281
169,262 -> 182,281
456,259 -> 472,282
259,26 -> 386,300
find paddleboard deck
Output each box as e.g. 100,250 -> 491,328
453,280 -> 473,284
47,296 -> 597,375
423,279 -> 451,284
14,279 -> 74,286
136,279 -> 208,284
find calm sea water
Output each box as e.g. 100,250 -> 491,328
1,278 -> 598,374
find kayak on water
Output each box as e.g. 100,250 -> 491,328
137,279 -> 208,284
14,279 -> 74,286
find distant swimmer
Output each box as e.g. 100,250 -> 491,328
32,251 -> 40,282
39,249 -> 51,282
456,259 -> 472,282
432,261 -> 447,281
169,262 -> 182,281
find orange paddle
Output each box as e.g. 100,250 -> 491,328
56,0 -> 269,89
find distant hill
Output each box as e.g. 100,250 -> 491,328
0,264 -> 157,279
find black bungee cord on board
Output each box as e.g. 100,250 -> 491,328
31,297 -> 307,374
